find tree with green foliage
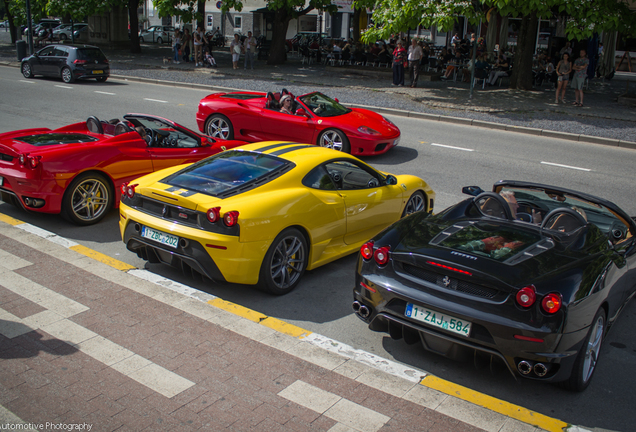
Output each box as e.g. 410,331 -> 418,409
221,0 -> 338,65
358,0 -> 636,90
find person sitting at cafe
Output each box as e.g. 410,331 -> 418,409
370,42 -> 380,56
441,49 -> 463,80
488,55 -> 510,86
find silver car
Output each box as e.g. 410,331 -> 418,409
53,23 -> 87,41
139,25 -> 174,44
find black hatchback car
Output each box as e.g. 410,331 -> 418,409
21,44 -> 109,83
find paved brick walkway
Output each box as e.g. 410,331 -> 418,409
2,218 -> 560,432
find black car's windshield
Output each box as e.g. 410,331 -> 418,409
14,133 -> 98,146
77,48 -> 107,62
299,92 -> 351,117
164,150 -> 291,197
440,223 -> 541,262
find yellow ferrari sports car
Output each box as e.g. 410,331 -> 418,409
119,141 -> 435,295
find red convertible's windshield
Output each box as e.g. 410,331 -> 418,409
299,92 -> 351,117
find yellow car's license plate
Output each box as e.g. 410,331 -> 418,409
405,303 -> 471,337
141,226 -> 178,248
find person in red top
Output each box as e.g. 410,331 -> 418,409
392,41 -> 406,86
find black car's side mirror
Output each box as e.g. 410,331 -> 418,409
462,186 -> 483,196
385,174 -> 398,185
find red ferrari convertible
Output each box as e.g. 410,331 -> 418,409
0,114 -> 246,225
196,90 -> 401,156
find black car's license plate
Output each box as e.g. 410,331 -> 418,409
405,303 -> 471,337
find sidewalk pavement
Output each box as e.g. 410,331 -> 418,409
0,211 -> 575,431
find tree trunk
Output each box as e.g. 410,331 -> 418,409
352,8 -> 361,43
267,9 -> 291,65
197,0 -> 206,30
3,0 -> 16,44
509,13 -> 537,90
128,0 -> 141,54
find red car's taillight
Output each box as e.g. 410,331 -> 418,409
223,211 -> 239,227
18,154 -> 40,169
373,246 -> 390,266
206,207 -> 220,223
360,242 -> 374,260
541,293 -> 562,314
516,285 -> 536,308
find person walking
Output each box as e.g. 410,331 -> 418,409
407,38 -> 423,88
172,29 -> 181,64
243,31 -> 257,70
181,28 -> 191,63
571,49 -> 589,107
392,41 -> 406,86
555,52 -> 572,103
230,34 -> 242,70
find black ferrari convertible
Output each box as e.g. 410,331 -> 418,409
353,180 -> 636,391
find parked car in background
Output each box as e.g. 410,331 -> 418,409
53,23 -> 87,41
23,19 -> 60,36
21,44 -> 110,84
139,25 -> 174,44
0,20 -> 10,28
72,25 -> 88,41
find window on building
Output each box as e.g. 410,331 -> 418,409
207,15 -> 213,29
234,16 -> 242,30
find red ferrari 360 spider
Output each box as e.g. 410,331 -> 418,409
196,90 -> 401,156
0,114 -> 246,225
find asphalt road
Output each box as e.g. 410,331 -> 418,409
1,66 -> 635,431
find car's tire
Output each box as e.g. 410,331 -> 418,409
61,66 -> 74,83
139,36 -> 144,43
21,62 -> 33,78
402,191 -> 425,217
259,228 -> 308,295
318,128 -> 350,153
60,33 -> 67,41
157,37 -> 163,44
61,173 -> 113,225
96,76 -> 108,82
561,308 -> 606,392
205,114 -> 234,140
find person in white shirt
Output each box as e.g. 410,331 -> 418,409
230,34 -> 242,69
407,39 -> 423,87
243,31 -> 257,70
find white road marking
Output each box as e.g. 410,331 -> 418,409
55,85 -> 73,89
541,161 -> 591,172
94,91 -> 115,95
431,143 -> 474,152
19,80 -> 35,84
143,98 -> 168,103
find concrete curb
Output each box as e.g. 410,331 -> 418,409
2,61 -> 635,150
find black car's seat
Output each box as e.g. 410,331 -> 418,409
474,192 -> 513,220
86,116 -> 103,135
541,207 -> 587,233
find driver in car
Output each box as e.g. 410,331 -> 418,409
135,126 -> 150,143
500,190 -> 542,224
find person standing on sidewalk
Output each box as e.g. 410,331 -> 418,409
407,38 -> 423,88
555,52 -> 571,103
231,34 -> 242,70
181,28 -> 191,63
243,31 -> 257,70
392,41 -> 406,86
193,32 -> 203,66
172,29 -> 181,64
571,49 -> 589,107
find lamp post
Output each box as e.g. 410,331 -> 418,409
469,18 -> 481,99
318,11 -> 323,47
26,0 -> 33,54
